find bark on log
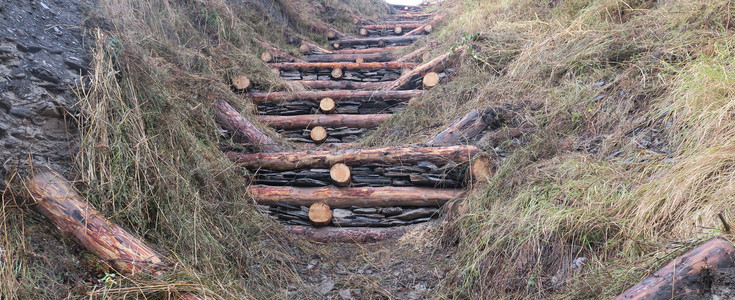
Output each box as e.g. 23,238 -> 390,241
300,143 -> 357,150
615,238 -> 735,300
228,145 -> 481,170
333,46 -> 407,54
285,225 -> 409,243
258,114 -> 390,129
362,24 -> 422,31
254,39 -> 304,63
26,171 -> 165,277
304,53 -> 396,63
310,126 -> 328,143
269,62 -> 418,71
330,163 -> 351,185
395,41 -> 438,63
308,203 -> 332,226
333,35 -> 423,49
382,45 -> 466,90
214,99 -> 281,152
298,80 -> 383,90
426,108 -> 498,146
404,14 -> 445,35
248,185 -> 463,208
245,89 -> 423,102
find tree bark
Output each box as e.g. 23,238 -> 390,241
333,46 -> 407,54
614,238 -> 735,300
333,35 -> 423,49
214,99 -> 281,152
227,145 -> 481,170
382,45 -> 466,90
258,114 -> 391,129
426,109 -> 495,146
244,89 -> 423,102
298,80 -> 383,90
254,39 -> 304,63
285,225 -> 409,243
304,53 -> 397,63
26,171 -> 166,277
248,185 -> 463,208
404,14 -> 445,35
269,61 -> 417,71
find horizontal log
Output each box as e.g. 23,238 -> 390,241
269,62 -> 417,71
334,35 -> 423,48
254,38 -> 304,63
228,145 -> 481,170
245,89 -> 423,102
285,225 -> 409,243
361,24 -> 422,31
298,80 -> 383,90
249,185 -> 463,208
301,40 -> 333,54
258,114 -> 391,129
214,99 -> 281,152
256,99 -> 407,115
300,143 -> 357,150
304,53 -> 396,63
615,238 -> 735,300
333,46 -> 408,54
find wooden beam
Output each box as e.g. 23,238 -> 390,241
426,109 -> 497,146
258,114 -> 391,129
248,185 -> 463,208
254,39 -> 304,63
269,61 -> 418,71
244,89 -> 423,102
333,35 -> 423,49
333,46 -> 407,54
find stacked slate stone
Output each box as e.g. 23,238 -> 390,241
278,68 -> 401,81
341,39 -> 416,49
259,204 -> 440,227
277,127 -> 373,144
256,99 -> 407,115
363,28 -> 403,37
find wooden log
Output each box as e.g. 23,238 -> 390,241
426,108 -> 498,146
254,39 -> 304,63
304,53 -> 396,63
285,225 -> 409,243
422,72 -> 440,89
334,35 -> 423,49
214,99 -> 281,152
394,26 -> 403,34
404,14 -> 445,35
330,68 -> 343,79
361,24 -> 422,31
359,28 -> 368,36
327,30 -> 337,40
329,28 -> 356,39
244,89 -> 423,102
232,75 -> 251,91
471,156 -> 493,182
319,97 -> 336,113
355,58 -> 364,63
310,126 -> 328,143
615,238 -> 735,300
298,80 -> 383,90
330,163 -> 351,185
383,45 -> 467,90
299,44 -> 311,54
269,61 -> 417,71
301,41 -> 333,54
26,171 -> 165,277
333,46 -> 407,54
259,114 -> 390,129
308,203 -> 332,226
395,41 -> 438,63
389,13 -> 434,19
248,185 -> 463,208
228,145 -> 481,170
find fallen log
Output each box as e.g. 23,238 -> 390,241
382,45 -> 466,90
258,114 -> 390,129
269,61 -> 418,71
426,108 -> 498,146
615,238 -> 735,300
26,171 -> 165,277
248,185 -> 463,208
285,225 -> 409,243
214,99 -> 281,152
404,14 -> 445,35
328,28 -> 356,39
333,46 -> 407,54
254,39 -> 304,63
308,203 -> 332,226
304,53 -> 396,63
227,144 -> 481,170
394,41 -> 438,63
332,35 -> 423,49
300,143 -> 357,150
388,13 -> 434,20
298,80 -> 383,90
244,89 -> 423,102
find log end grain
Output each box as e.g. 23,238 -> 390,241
330,163 -> 351,185
425,24 -> 433,33
261,51 -> 273,62
331,67 -> 343,79
471,156 -> 494,183
359,28 -> 368,36
355,57 -> 365,63
421,51 -> 432,63
232,75 -> 251,91
422,72 -> 440,89
319,97 -> 336,113
310,126 -> 328,143
395,26 -> 403,34
308,202 -> 333,226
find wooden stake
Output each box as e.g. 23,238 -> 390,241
308,203 -> 333,226
422,72 -> 440,89
310,126 -> 328,143
330,68 -> 343,79
248,185 -> 463,208
319,97 -> 336,113
244,89 -> 423,102
330,163 -> 351,185
232,75 -> 251,91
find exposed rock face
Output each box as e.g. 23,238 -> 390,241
0,0 -> 93,186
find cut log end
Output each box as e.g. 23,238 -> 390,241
327,30 -> 337,40
355,57 -> 364,63
319,97 -> 336,113
394,26 -> 403,34
359,28 -> 368,36
422,72 -> 440,89
310,126 -> 328,143
300,44 -> 311,54
471,156 -> 493,183
330,68 -> 343,79
425,24 -> 433,33
330,163 -> 351,185
232,75 -> 251,91
308,202 -> 333,226
261,51 -> 273,62
332,42 -> 341,50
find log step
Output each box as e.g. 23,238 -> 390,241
285,225 -> 410,243
248,185 -> 463,208
332,35 -> 424,50
298,80 -> 383,90
269,62 -> 417,71
245,89 -> 423,102
333,46 -> 408,54
304,53 -> 396,63
258,114 -> 391,129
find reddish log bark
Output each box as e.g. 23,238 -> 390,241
382,45 -> 466,90
304,53 -> 397,63
26,171 -> 165,277
333,46 -> 407,54
298,80 -> 383,90
214,99 -> 281,152
269,61 -> 417,71
244,89 -> 423,102
258,114 -> 391,129
254,39 -> 304,63
334,35 -> 423,49
615,238 -> 735,300
248,185 -> 463,208
227,144 -> 481,170
285,225 -> 410,243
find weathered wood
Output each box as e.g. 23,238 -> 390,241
333,46 -> 407,54
471,156 -> 493,182
214,99 -> 281,152
319,97 -> 336,113
395,42 -> 438,63
298,80 -> 383,90
328,28 -> 356,39
359,28 -> 368,36
327,30 -> 337,40
330,163 -> 351,185
244,89 -> 423,102
310,126 -> 328,143
269,62 -> 418,71
615,238 -> 735,300
26,171 -> 165,277
232,75 -> 251,91
228,145 -> 481,170
248,185 -> 463,208
404,14 -> 445,35
383,45 -> 466,90
422,72 -> 440,89
332,35 -> 423,49
258,114 -> 390,129
426,108 -> 498,146
254,39 -> 304,63
285,225 -> 409,243
304,53 -> 396,63
308,203 -> 332,226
